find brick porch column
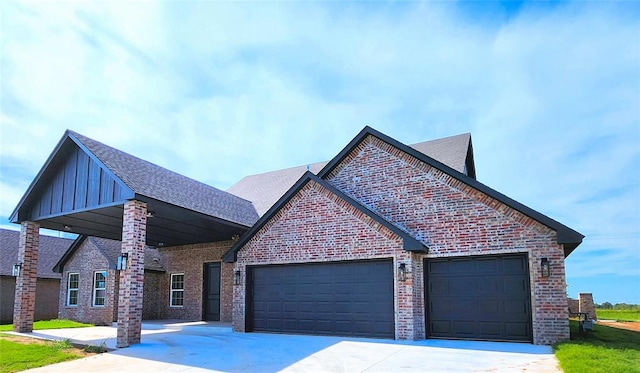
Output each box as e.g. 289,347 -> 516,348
13,221 -> 40,332
116,200 -> 147,348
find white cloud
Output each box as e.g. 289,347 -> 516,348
1,1 -> 638,299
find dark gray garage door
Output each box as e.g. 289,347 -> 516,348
425,254 -> 532,342
248,259 -> 394,338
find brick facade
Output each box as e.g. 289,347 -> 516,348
234,180 -> 408,335
159,241 -> 234,322
58,239 -> 118,325
117,200 -> 147,347
55,237 -> 234,325
13,221 -> 40,332
234,135 -> 571,345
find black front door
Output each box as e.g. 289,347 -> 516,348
203,262 -> 221,321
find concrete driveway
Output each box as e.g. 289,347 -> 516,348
11,321 -> 560,372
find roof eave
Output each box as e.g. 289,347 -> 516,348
52,235 -> 88,273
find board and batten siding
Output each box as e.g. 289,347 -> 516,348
28,146 -> 133,221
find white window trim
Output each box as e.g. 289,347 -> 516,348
67,272 -> 79,307
170,273 -> 185,308
92,271 -> 107,307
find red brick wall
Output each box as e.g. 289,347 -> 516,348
234,180 -> 412,337
325,136 -> 568,345
58,238 -> 118,325
159,241 -> 234,322
35,278 -> 61,321
0,277 -> 14,323
1,277 -> 61,323
142,271 -> 164,320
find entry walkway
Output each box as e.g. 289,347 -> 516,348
10,321 -> 560,372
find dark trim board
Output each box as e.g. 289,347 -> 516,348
246,259 -> 395,339
424,253 -> 533,343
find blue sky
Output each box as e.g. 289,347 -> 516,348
1,1 -> 638,304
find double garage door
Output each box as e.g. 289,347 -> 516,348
247,259 -> 394,339
246,254 -> 531,342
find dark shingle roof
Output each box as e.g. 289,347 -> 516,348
226,133 -> 473,216
54,236 -> 166,272
68,131 -> 258,227
0,228 -> 73,279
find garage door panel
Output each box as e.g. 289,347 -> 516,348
451,321 -> 476,336
479,322 -> 501,336
249,259 -> 394,338
505,322 -> 530,337
502,256 -> 527,272
426,255 -> 532,342
476,258 -> 499,272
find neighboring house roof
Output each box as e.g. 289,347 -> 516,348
223,172 -> 427,262
53,235 -> 166,273
227,133 -> 475,216
0,228 -> 73,279
67,131 -> 258,227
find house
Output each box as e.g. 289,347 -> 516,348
222,127 -> 583,345
52,235 -> 166,325
43,132 -> 473,328
9,127 -> 582,346
0,228 -> 72,323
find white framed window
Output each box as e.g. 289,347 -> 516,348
93,271 -> 107,307
170,273 -> 184,307
67,273 -> 79,306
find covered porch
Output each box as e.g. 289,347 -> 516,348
9,130 -> 257,347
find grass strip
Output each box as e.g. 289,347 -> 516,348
0,319 -> 92,332
554,320 -> 640,373
0,335 -> 83,373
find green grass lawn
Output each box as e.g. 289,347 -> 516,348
0,319 -> 92,332
0,335 -> 85,373
554,320 -> 640,373
596,309 -> 640,322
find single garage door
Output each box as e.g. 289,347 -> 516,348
248,259 -> 394,338
425,254 -> 532,342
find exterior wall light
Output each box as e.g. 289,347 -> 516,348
398,263 -> 407,282
117,253 -> 128,271
541,258 -> 550,277
12,263 -> 22,277
234,270 -> 242,285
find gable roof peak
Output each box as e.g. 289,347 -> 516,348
64,130 -> 259,227
318,126 -> 582,255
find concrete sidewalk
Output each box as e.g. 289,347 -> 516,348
8,322 -> 561,372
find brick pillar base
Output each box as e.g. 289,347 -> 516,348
116,200 -> 147,348
579,293 -> 596,320
13,221 -> 40,333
